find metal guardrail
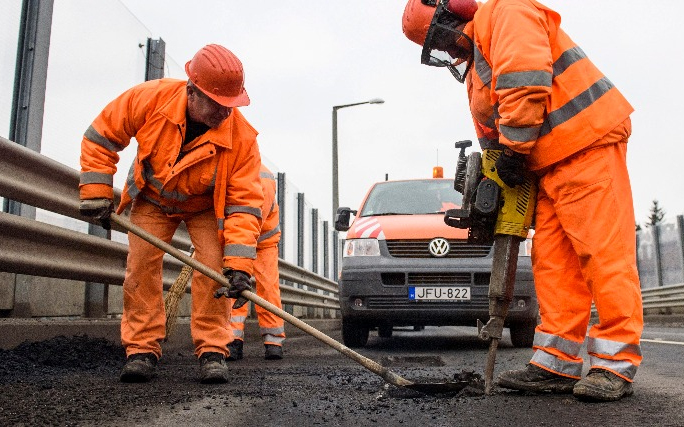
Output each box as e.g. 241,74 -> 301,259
0,136 -> 339,311
641,283 -> 684,313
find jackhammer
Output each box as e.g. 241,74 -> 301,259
444,140 -> 537,394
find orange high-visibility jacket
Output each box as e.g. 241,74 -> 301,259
79,78 -> 263,274
258,165 -> 281,249
465,0 -> 634,170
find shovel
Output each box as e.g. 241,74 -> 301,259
110,213 -> 468,395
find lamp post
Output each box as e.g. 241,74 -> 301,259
332,98 -> 384,220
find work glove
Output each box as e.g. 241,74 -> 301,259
495,148 -> 526,188
214,269 -> 253,309
79,198 -> 114,230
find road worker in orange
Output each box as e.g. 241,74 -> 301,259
226,164 -> 286,361
78,44 -> 263,384
402,0 -> 643,401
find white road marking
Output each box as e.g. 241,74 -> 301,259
641,338 -> 684,346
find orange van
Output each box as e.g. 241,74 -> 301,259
334,175 -> 538,348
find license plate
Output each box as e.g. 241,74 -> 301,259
408,286 -> 471,301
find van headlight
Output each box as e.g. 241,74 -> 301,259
344,239 -> 380,257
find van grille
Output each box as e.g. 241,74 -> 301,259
366,295 -> 488,309
407,272 -> 472,285
386,240 -> 492,258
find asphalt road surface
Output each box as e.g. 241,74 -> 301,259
1,321 -> 683,427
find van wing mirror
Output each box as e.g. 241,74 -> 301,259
334,207 -> 357,232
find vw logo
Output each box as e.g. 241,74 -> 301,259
428,238 -> 450,257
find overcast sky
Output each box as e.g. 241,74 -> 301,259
113,0 -> 682,225
4,0 -> 680,226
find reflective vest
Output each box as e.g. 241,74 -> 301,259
465,0 -> 634,170
79,78 -> 263,273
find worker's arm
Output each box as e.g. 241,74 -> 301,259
490,1 -> 553,155
221,110 -> 264,276
79,83 -> 151,200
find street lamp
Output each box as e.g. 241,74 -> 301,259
332,98 -> 384,220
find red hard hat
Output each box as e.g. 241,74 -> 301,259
185,44 -> 250,107
402,0 -> 478,46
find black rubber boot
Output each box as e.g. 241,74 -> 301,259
120,352 -> 158,383
226,340 -> 244,361
497,364 -> 578,393
199,352 -> 229,384
264,344 -> 283,360
573,368 -> 634,402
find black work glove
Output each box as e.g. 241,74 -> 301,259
79,198 -> 114,230
215,269 -> 253,309
495,148 -> 526,188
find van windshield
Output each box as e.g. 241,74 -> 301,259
359,179 -> 463,216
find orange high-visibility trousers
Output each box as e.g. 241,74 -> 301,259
121,198 -> 232,359
229,244 -> 285,346
530,137 -> 643,382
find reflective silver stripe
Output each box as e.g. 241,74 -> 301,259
260,326 -> 285,337
588,356 -> 637,380
263,336 -> 285,345
495,70 -> 552,90
232,329 -> 244,339
217,218 -> 224,230
587,336 -> 642,357
125,161 -> 141,201
258,224 -> 281,243
140,194 -> 188,214
80,171 -> 113,186
231,315 -> 247,324
499,124 -> 542,143
225,205 -> 262,219
260,170 -> 275,180
141,161 -> 189,203
473,47 -> 492,88
553,46 -> 587,77
533,331 -> 583,356
531,350 -> 583,378
485,108 -> 498,129
539,76 -> 614,137
140,194 -> 161,208
224,244 -> 257,259
84,125 -> 124,152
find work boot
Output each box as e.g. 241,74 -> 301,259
120,352 -> 157,383
199,352 -> 230,384
226,340 -> 244,361
573,368 -> 634,402
264,344 -> 283,360
497,364 -> 577,393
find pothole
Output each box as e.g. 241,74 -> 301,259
377,370 -> 486,399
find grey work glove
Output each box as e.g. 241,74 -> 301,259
79,198 -> 114,230
214,269 -> 253,309
495,148 -> 526,188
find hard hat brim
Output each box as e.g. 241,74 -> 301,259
205,87 -> 251,108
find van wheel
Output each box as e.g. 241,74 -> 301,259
510,320 -> 536,348
342,320 -> 369,348
378,325 -> 393,338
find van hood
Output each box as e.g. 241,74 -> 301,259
346,214 -> 468,240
